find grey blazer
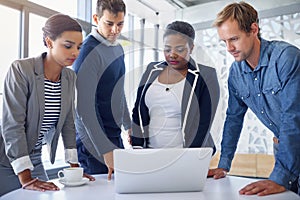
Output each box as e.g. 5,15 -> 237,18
0,53 -> 77,168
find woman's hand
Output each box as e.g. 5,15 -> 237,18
83,173 -> 96,181
127,129 -> 132,145
19,169 -> 59,192
69,163 -> 95,181
22,178 -> 59,191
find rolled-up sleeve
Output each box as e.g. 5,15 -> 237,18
2,61 -> 33,173
269,46 -> 300,189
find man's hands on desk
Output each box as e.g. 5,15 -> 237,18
208,168 -> 286,196
239,180 -> 286,196
207,168 -> 228,179
103,151 -> 114,181
103,129 -> 132,181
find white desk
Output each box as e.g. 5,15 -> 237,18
2,175 -> 299,200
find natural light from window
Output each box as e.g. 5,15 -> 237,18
0,5 -> 20,115
28,0 -> 77,17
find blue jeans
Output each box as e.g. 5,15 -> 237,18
0,149 -> 48,196
76,136 -> 124,174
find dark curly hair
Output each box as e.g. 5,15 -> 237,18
163,21 -> 195,46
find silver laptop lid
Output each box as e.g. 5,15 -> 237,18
114,148 -> 213,193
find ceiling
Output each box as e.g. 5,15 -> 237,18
125,0 -> 300,29
167,0 -> 219,8
125,0 -> 221,26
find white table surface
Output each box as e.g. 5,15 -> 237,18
2,175 -> 299,200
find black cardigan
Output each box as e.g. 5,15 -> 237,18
131,58 -> 219,153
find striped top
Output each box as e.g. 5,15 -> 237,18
34,79 -> 61,149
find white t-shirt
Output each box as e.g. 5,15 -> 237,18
145,77 -> 185,148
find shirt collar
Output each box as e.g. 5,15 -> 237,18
90,28 -> 119,47
258,38 -> 270,68
241,38 -> 270,73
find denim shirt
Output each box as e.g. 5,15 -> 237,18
218,38 -> 300,190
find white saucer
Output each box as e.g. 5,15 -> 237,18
59,177 -> 89,187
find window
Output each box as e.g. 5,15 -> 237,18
28,13 -> 47,57
0,5 -> 20,114
28,0 -> 77,17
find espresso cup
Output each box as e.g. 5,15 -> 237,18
57,167 -> 83,182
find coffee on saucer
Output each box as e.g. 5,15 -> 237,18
57,167 -> 83,182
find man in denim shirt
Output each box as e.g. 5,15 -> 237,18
208,1 -> 300,196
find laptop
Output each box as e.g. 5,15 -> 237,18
113,147 -> 213,193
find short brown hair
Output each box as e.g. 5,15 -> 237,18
96,0 -> 126,18
213,1 -> 260,38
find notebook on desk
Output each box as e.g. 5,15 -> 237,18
113,147 -> 213,193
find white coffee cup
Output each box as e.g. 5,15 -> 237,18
57,167 -> 83,182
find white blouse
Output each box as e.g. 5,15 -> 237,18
145,77 -> 185,148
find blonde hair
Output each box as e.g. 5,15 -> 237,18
213,1 -> 260,38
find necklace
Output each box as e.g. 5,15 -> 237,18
44,73 -> 61,83
166,67 -> 171,91
165,67 -> 187,92
166,68 -> 170,92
